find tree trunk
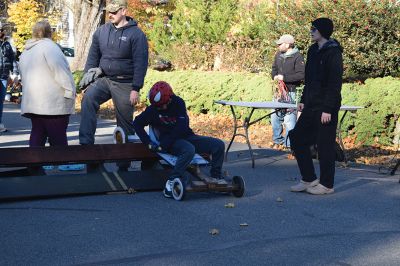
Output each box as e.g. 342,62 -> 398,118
66,0 -> 106,71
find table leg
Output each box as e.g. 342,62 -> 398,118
222,104 -> 278,168
244,109 -> 256,168
225,105 -> 239,161
337,110 -> 348,165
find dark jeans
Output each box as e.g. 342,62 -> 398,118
169,135 -> 225,179
289,108 -> 338,188
28,114 -> 70,147
79,77 -> 134,145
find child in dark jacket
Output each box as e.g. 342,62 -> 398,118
133,81 -> 226,198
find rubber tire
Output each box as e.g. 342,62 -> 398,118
232,175 -> 245,198
172,177 -> 186,201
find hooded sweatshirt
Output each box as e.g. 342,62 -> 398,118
133,95 -> 195,150
19,38 -> 76,116
271,47 -> 305,92
300,39 -> 343,113
85,18 -> 149,91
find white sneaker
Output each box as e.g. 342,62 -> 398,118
306,184 -> 334,195
163,179 -> 173,198
0,123 -> 6,132
290,179 -> 319,192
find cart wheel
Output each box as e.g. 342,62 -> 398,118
232,176 -> 245,197
172,177 -> 186,201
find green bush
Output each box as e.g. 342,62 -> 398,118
341,77 -> 400,145
141,70 -> 273,117
73,70 -> 84,94
72,70 -> 400,146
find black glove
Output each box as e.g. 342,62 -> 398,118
79,67 -> 103,89
148,141 -> 162,152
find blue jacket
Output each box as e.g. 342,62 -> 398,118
84,18 -> 148,91
133,95 -> 195,150
0,40 -> 18,80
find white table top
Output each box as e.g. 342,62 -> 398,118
215,100 -> 363,111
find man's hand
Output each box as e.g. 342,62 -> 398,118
130,90 -> 139,105
297,103 -> 304,112
321,112 -> 331,124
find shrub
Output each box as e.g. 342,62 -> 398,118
341,77 -> 400,145
72,70 -> 400,146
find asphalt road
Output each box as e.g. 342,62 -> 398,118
1,102 -> 399,266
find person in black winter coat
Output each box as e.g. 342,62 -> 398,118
270,34 -> 305,148
79,0 -> 148,147
289,18 -> 343,195
0,25 -> 18,132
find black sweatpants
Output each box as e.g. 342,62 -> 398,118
289,108 -> 338,188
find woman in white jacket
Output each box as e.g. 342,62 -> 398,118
19,20 -> 76,146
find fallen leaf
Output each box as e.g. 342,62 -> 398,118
209,228 -> 219,235
225,203 -> 235,208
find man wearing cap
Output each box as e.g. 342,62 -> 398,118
79,0 -> 148,148
289,18 -> 343,195
270,34 -> 305,148
0,24 -> 18,132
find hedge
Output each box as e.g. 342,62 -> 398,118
73,70 -> 400,146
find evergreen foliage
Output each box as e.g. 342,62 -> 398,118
73,70 -> 400,145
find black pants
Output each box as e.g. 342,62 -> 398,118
289,108 -> 338,188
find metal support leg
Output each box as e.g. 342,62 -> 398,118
244,109 -> 256,168
337,110 -> 349,165
225,105 -> 239,161
224,107 -> 275,168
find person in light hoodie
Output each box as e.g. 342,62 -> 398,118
19,20 -> 76,147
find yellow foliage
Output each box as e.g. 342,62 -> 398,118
8,0 -> 63,51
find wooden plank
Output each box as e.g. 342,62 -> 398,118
0,143 -> 158,167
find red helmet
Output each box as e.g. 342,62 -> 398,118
148,81 -> 174,107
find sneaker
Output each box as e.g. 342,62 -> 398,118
290,179 -> 319,192
163,179 -> 173,198
0,123 -> 7,132
306,184 -> 334,195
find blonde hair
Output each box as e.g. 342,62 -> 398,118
32,20 -> 52,39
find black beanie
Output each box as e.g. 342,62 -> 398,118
312,18 -> 334,39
